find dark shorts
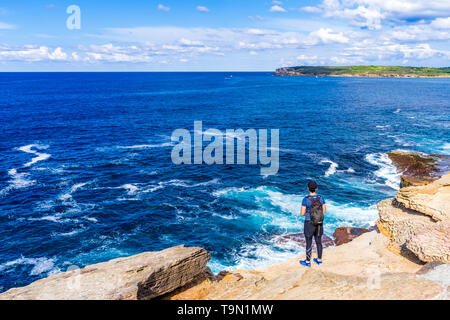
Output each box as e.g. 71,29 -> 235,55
304,221 -> 323,238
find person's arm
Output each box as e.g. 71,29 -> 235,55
301,205 -> 306,216
321,196 -> 326,214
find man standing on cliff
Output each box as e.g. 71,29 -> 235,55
299,181 -> 326,267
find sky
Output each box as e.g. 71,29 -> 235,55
0,0 -> 449,71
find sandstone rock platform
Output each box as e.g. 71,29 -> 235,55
0,245 -> 210,300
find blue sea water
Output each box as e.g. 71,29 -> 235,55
0,72 -> 449,292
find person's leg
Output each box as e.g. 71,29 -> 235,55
314,224 -> 323,260
305,236 -> 313,261
304,221 -> 314,261
314,235 -> 322,259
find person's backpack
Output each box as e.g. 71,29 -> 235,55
307,196 -> 324,225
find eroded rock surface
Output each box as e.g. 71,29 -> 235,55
168,232 -> 445,300
396,173 -> 450,221
377,173 -> 450,263
406,221 -> 450,263
0,245 -> 210,300
377,198 -> 435,254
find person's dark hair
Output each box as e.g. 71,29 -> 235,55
308,181 -> 318,192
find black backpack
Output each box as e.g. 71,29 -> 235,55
308,195 -> 324,225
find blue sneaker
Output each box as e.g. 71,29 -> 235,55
299,259 -> 311,267
313,258 -> 322,265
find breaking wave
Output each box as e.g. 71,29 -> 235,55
365,153 -> 401,190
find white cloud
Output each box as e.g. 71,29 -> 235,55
0,21 -> 15,29
306,0 -> 450,30
81,44 -> 153,63
431,17 -> 450,29
342,5 -> 383,30
238,41 -> 282,50
383,24 -> 450,42
346,41 -> 449,61
270,5 -> 287,13
330,56 -> 350,64
196,6 -> 210,12
179,38 -> 204,46
245,28 -> 275,36
0,46 -> 69,61
296,54 -> 318,63
305,28 -> 349,45
71,52 -> 81,61
48,47 -> 67,60
157,4 -> 170,12
301,6 -> 322,13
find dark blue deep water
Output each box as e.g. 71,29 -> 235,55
0,72 -> 448,292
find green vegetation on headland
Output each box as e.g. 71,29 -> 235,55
275,66 -> 450,77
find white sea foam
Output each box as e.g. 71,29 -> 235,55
28,216 -> 68,223
211,212 -> 237,220
58,182 -> 89,201
144,178 -> 220,193
53,229 -> 84,237
0,144 -> 50,197
394,108 -> 401,114
0,256 -> 59,276
195,130 -> 244,141
121,184 -> 139,195
441,142 -> 450,151
17,144 -> 51,167
210,185 -> 382,272
320,159 -> 339,177
208,192 -> 379,273
33,166 -> 65,174
365,152 -> 401,190
209,238 -> 302,273
214,186 -> 379,233
388,135 -> 414,147
0,168 -> 36,197
8,168 -> 35,189
116,142 -> 173,149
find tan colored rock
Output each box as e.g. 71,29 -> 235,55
396,173 -> 450,221
416,263 -> 450,299
170,232 -> 444,300
254,231 -> 422,280
0,245 -> 210,300
406,221 -> 450,263
226,269 -> 442,300
377,198 -> 436,256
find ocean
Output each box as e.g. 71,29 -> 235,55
0,72 -> 449,292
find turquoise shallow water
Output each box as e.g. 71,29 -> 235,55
0,72 -> 449,292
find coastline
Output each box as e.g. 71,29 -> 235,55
275,74 -> 450,78
1,151 -> 448,300
274,66 -> 450,78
